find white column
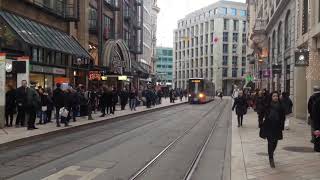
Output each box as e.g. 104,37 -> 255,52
0,53 -> 6,128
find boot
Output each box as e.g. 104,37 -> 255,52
269,158 -> 275,168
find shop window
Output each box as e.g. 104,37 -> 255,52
32,48 -> 38,62
55,52 -> 62,65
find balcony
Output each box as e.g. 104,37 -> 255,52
250,18 -> 267,50
23,0 -> 79,21
104,0 -> 120,11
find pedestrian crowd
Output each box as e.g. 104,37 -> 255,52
232,86 -> 320,168
4,80 -> 184,131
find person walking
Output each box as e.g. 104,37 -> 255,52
255,90 -> 266,128
46,88 -> 54,123
111,87 -> 118,114
5,85 -> 16,127
260,91 -> 285,168
311,92 -> 320,152
308,86 -> 320,143
119,88 -> 129,110
26,81 -> 41,130
53,83 -> 65,127
232,91 -> 247,127
15,80 -> 28,127
157,89 -> 163,104
61,88 -> 72,127
129,88 -> 137,111
100,87 -> 108,117
71,88 -> 80,122
38,88 -> 49,124
281,92 -> 293,130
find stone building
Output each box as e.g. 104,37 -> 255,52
173,1 -> 247,95
247,0 -> 320,119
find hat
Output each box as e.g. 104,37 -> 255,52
313,86 -> 320,92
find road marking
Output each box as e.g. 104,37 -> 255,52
42,166 -> 105,180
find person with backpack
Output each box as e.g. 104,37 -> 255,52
308,86 -> 320,144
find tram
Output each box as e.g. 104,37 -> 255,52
188,78 -> 215,104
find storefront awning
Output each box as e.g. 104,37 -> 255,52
0,11 -> 90,58
131,59 -> 148,74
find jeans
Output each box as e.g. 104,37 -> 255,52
267,138 -> 278,159
129,99 -> 136,111
16,106 -> 26,126
39,111 -> 47,124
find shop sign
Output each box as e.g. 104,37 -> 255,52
295,49 -> 309,67
118,75 -> 128,81
272,64 -> 282,74
53,68 -> 66,75
263,69 -> 271,78
89,71 -> 101,81
101,76 -> 108,81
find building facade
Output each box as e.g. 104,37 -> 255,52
247,0 -> 318,119
173,1 -> 247,95
155,47 -> 173,87
151,0 -> 160,75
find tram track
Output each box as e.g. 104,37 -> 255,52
129,100 -> 227,180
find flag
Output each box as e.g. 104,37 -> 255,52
212,34 -> 219,45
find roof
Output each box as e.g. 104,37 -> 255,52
0,10 -> 90,58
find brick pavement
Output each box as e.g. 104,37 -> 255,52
232,109 -> 320,180
0,98 -> 187,146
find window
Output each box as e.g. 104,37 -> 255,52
89,7 -> 97,30
200,35 -> 203,44
211,44 -> 214,53
231,8 -> 237,16
223,44 -> 228,53
168,72 -> 173,75
223,32 -> 229,42
242,45 -> 246,55
219,7 -> 227,15
205,34 -> 209,44
200,23 -> 204,34
242,33 -> 246,44
277,22 -> 282,55
201,47 -> 203,56
233,20 -> 239,31
205,22 -> 209,33
210,20 -> 214,31
224,19 -> 229,30
222,68 -> 228,77
302,0 -> 308,34
242,57 -> 246,66
240,10 -> 246,17
242,21 -> 247,32
232,68 -> 237,77
242,68 -> 246,76
211,56 -> 213,65
200,58 -> 203,67
232,56 -> 238,66
168,65 -> 173,68
232,44 -> 238,53
205,46 -> 208,55
233,33 -> 238,42
205,57 -> 208,66
223,56 -> 228,66
157,65 -> 161,68
285,11 -> 291,49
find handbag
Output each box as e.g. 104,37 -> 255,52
59,107 -> 69,118
41,106 -> 47,111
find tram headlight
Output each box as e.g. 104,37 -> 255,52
198,93 -> 205,98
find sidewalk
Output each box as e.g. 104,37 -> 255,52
0,98 -> 187,147
232,110 -> 320,180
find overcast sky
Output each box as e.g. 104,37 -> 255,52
156,0 -> 246,48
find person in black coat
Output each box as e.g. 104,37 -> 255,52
232,91 -> 247,127
53,83 -> 65,127
111,87 -> 118,114
281,92 -> 293,130
119,88 -> 129,110
71,89 -> 80,122
308,86 -> 320,143
262,91 -> 285,168
38,88 -> 49,124
255,90 -> 266,128
15,80 -> 28,127
46,88 -> 54,123
5,85 -> 16,127
61,89 -> 72,127
100,87 -> 108,117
